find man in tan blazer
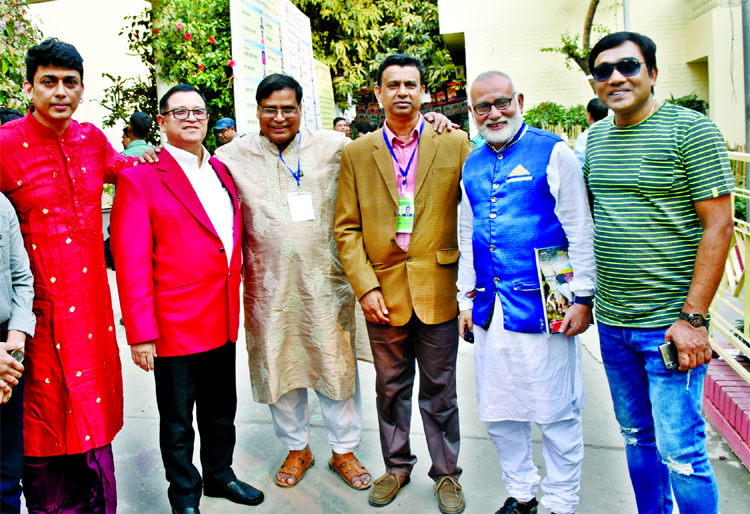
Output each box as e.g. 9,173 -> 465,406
335,54 -> 471,514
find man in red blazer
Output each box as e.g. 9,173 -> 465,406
111,84 -> 263,514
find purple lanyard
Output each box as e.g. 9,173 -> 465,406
383,119 -> 425,186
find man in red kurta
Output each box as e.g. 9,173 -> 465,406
0,38 -> 135,512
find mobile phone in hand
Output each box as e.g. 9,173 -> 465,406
464,329 -> 474,344
659,341 -> 679,370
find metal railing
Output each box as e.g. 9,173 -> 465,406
709,150 -> 750,385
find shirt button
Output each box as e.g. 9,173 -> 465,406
66,238 -> 72,244
82,267 -> 87,273
390,238 -> 396,244
96,398 -> 101,403
219,248 -> 225,253
490,213 -> 496,219
88,333 -> 93,339
406,256 -> 413,262
108,326 -> 114,332
50,277 -> 56,283
494,277 -> 500,284
69,306 -> 75,312
491,197 -> 497,202
45,378 -> 50,383
32,244 -> 36,250
490,245 -> 496,250
493,183 -> 499,189
85,435 -> 90,441
76,371 -> 82,377
497,154 -> 503,160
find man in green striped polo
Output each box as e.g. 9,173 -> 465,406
584,32 -> 734,514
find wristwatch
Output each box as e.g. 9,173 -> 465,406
679,311 -> 708,328
573,295 -> 594,307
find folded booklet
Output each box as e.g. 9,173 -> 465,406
535,246 -> 573,335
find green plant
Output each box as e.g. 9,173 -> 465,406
102,0 -> 234,152
524,102 -> 589,140
541,0 -> 608,93
0,0 -> 42,109
293,0 -> 458,107
98,73 -> 159,146
663,93 -> 708,115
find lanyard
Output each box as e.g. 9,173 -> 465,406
279,130 -> 302,191
383,119 -> 424,187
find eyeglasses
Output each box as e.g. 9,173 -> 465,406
162,108 -> 209,120
473,94 -> 516,115
591,58 -> 644,82
260,106 -> 299,117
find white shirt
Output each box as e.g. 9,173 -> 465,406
165,143 -> 234,265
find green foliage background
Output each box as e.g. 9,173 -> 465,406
523,102 -> 589,138
100,0 -> 234,152
0,0 -> 42,110
292,0 -> 458,107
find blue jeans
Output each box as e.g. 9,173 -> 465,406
597,323 -> 718,514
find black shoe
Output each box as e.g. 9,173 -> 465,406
172,508 -> 200,514
204,479 -> 264,506
495,497 -> 538,514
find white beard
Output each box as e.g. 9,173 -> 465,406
477,110 -> 524,145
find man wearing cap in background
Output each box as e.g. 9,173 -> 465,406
215,118 -> 241,144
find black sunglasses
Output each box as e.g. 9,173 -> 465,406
591,58 -> 644,82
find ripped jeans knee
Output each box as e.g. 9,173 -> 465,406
619,424 -> 655,447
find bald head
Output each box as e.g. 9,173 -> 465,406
471,71 -> 517,96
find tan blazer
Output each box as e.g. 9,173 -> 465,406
335,123 -> 471,326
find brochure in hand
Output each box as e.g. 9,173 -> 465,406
535,246 -> 573,335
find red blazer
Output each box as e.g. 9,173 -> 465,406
111,148 -> 242,357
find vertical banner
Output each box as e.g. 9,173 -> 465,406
230,0 -> 321,133
284,1 -> 319,129
314,60 -> 336,130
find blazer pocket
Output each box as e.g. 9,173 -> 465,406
160,282 -> 199,293
436,248 -> 460,266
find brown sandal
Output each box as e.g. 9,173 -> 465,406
328,453 -> 372,490
275,450 -> 315,488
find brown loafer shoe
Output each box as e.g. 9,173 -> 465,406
368,472 -> 410,507
434,476 -> 465,514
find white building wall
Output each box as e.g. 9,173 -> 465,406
440,0 -> 745,145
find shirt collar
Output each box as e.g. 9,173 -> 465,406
25,109 -> 75,140
383,113 -> 424,146
126,139 -> 148,149
164,142 -> 210,170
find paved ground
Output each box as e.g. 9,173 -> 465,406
105,270 -> 750,514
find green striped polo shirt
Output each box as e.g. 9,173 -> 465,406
584,102 -> 734,328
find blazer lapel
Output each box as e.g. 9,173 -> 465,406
415,124 -> 438,199
373,131 -> 399,206
159,149 -> 219,239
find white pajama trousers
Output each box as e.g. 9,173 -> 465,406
485,409 -> 583,514
268,372 -> 363,454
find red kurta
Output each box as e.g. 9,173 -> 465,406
0,113 -> 133,457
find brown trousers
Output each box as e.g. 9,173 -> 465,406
366,313 -> 462,480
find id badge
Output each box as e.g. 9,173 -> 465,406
287,191 -> 315,221
396,195 -> 414,234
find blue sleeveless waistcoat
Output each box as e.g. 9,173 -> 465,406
463,125 -> 568,333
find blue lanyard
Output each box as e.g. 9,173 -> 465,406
279,131 -> 302,190
383,119 -> 424,186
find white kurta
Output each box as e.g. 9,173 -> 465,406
457,139 -> 595,424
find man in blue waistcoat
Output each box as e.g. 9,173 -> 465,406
457,71 -> 596,514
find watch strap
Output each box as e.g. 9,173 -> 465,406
573,295 -> 594,307
679,311 -> 708,328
